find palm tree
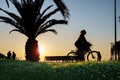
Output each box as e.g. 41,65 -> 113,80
111,41 -> 120,60
0,0 -> 69,61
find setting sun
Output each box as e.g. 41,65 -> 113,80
39,45 -> 44,54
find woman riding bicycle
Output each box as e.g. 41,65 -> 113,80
75,30 -> 92,60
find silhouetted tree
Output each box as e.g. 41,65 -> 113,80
111,41 -> 120,60
0,0 -> 69,61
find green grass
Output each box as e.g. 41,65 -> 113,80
0,60 -> 120,80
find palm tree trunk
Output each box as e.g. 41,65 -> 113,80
25,38 -> 40,62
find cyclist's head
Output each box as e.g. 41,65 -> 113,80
81,30 -> 86,35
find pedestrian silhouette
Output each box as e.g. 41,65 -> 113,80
6,51 -> 11,59
12,52 -> 16,60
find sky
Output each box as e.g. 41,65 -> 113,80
0,0 -> 120,61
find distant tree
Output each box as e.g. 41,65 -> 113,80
0,0 -> 69,61
111,41 -> 120,60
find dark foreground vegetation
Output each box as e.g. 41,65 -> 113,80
0,60 -> 120,80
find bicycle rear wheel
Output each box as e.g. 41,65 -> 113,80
67,51 -> 80,62
67,51 -> 85,61
87,51 -> 101,61
67,51 -> 76,56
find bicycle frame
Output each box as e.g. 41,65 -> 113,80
73,49 -> 92,56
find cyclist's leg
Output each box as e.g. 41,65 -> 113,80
77,49 -> 85,61
76,49 -> 81,55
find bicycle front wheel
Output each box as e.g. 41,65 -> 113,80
87,51 -> 101,61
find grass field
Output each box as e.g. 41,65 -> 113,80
0,60 -> 120,80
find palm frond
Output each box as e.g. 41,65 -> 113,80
36,29 -> 57,37
5,0 -> 9,8
41,19 -> 67,30
35,19 -> 67,37
53,0 -> 70,19
0,16 -> 17,27
0,16 -> 25,33
36,8 -> 59,28
42,29 -> 57,34
10,0 -> 22,16
34,0 -> 44,12
0,8 -> 21,22
47,29 -> 57,34
21,0 -> 27,7
9,29 -> 27,36
27,0 -> 33,4
42,8 -> 59,20
40,5 -> 53,18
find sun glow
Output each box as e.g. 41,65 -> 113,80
39,45 -> 44,54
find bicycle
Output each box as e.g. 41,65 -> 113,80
67,49 -> 101,61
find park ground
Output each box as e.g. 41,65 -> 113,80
0,60 -> 120,80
